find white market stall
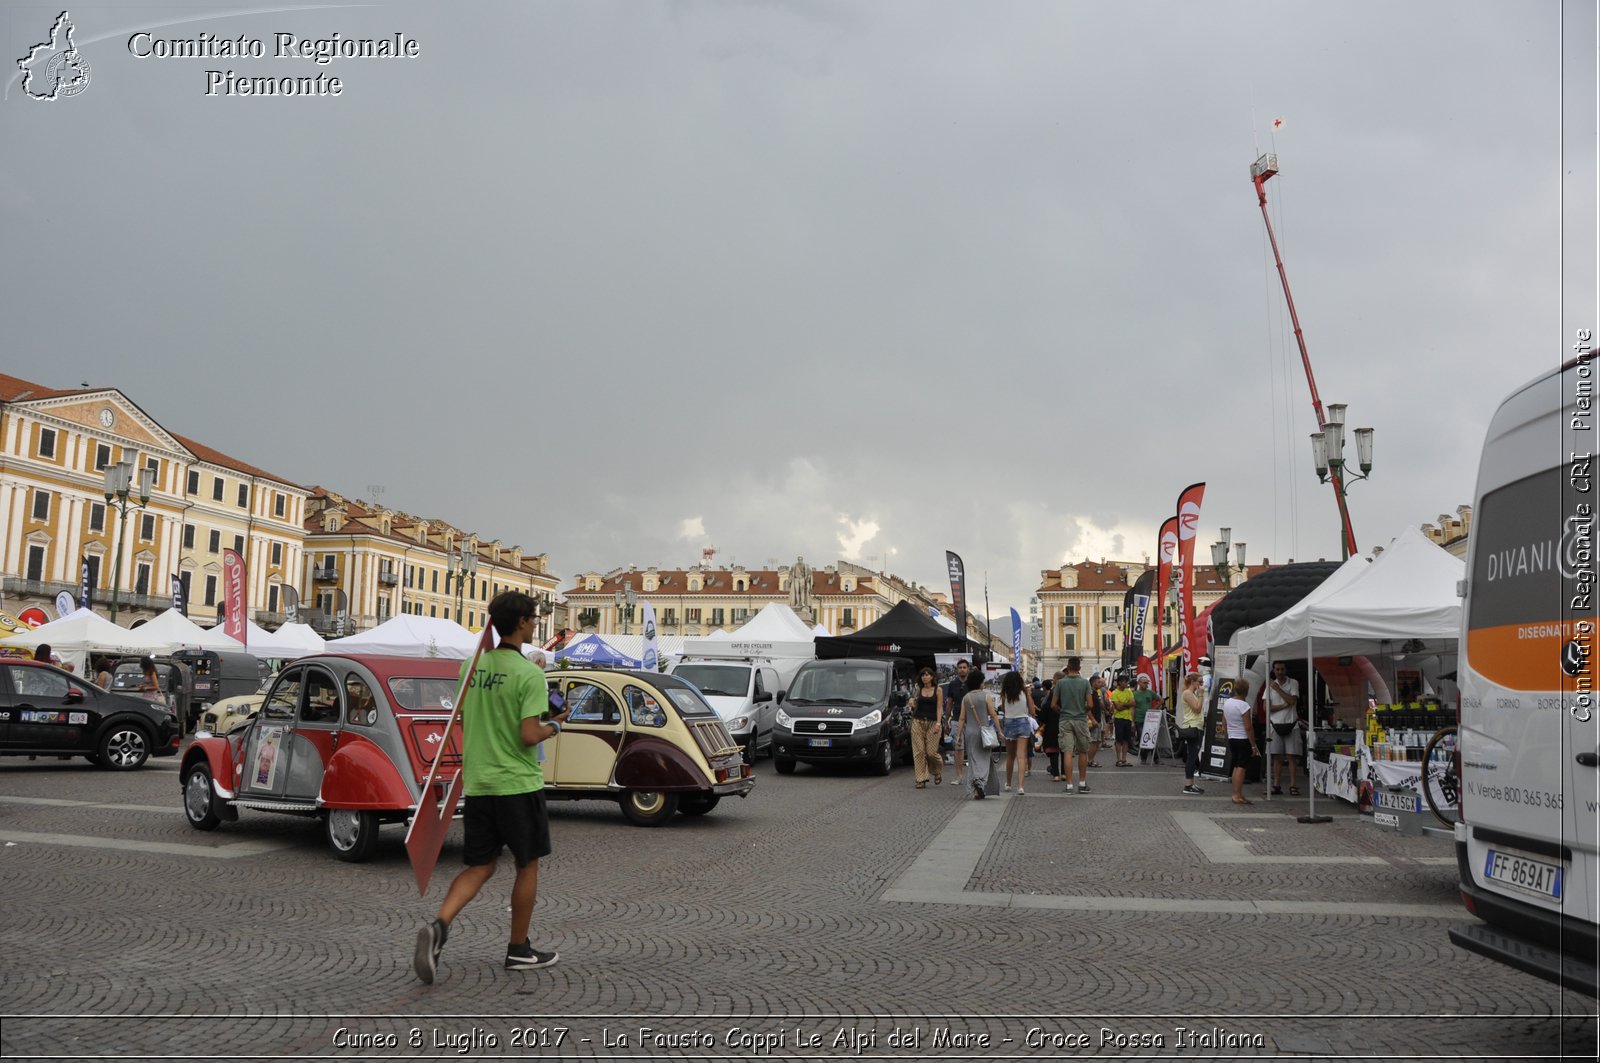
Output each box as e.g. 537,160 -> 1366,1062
5,608 -> 170,674
1230,527 -> 1465,818
141,609 -> 244,652
325,615 -> 479,659
252,622 -> 326,658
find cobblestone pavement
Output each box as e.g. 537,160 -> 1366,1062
0,749 -> 1594,1061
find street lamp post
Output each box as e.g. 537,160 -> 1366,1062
613,586 -> 637,635
449,543 -> 478,624
104,454 -> 155,623
1209,527 -> 1249,586
1309,403 -> 1375,560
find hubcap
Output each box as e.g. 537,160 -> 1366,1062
328,809 -> 361,850
184,772 -> 210,820
106,729 -> 146,767
633,792 -> 664,814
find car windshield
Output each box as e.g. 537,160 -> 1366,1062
672,664 -> 749,697
110,664 -> 145,691
650,676 -> 718,718
386,676 -> 459,713
786,664 -> 887,705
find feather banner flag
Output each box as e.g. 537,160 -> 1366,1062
1174,483 -> 1207,680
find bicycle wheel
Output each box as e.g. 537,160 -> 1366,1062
1420,725 -> 1459,828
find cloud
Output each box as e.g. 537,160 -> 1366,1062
677,516 -> 706,541
836,515 -> 879,560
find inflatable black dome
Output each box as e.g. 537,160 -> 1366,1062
1211,561 -> 1343,650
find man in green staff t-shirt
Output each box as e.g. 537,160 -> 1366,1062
413,591 -> 570,985
1051,657 -> 1092,794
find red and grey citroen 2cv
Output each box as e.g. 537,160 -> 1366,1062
180,656 -> 753,861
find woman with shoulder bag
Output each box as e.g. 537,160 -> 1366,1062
1179,672 -> 1206,795
955,668 -> 1004,800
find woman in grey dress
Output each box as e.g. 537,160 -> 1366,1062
956,667 -> 1004,799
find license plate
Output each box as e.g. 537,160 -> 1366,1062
1485,849 -> 1564,899
808,738 -> 832,748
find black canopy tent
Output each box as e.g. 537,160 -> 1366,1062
813,601 -> 985,665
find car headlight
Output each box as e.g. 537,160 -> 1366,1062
730,716 -> 750,731
856,709 -> 882,730
776,709 -> 793,728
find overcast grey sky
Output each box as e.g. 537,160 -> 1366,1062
4,0 -> 1595,615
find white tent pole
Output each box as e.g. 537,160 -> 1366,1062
1263,650 -> 1271,803
1300,630 -> 1331,824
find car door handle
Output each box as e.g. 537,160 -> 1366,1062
1577,752 -> 1599,768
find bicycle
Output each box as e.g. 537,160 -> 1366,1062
1420,724 -> 1459,828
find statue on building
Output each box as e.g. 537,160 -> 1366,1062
788,556 -> 813,622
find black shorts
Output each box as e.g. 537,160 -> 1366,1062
1227,737 -> 1254,768
1114,718 -> 1135,744
462,790 -> 552,868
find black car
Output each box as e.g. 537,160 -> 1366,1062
0,658 -> 181,770
773,658 -> 914,775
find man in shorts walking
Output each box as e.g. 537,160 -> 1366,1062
413,591 -> 570,984
1051,657 -> 1092,793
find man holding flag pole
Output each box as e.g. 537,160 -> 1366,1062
412,591 -> 570,985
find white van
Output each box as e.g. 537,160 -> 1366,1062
668,658 -> 784,763
1449,350 -> 1599,996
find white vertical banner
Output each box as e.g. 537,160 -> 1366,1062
641,600 -> 660,672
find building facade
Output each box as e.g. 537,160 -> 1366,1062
1036,558 -> 1272,678
0,375 -> 307,627
300,489 -> 560,637
563,558 -> 905,638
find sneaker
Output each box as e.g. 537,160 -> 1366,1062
1003,784 -> 1011,792
505,940 -> 559,970
414,918 -> 448,985
1271,786 -> 1283,796
1016,788 -> 1025,796
1077,782 -> 1091,793
1062,783 -> 1076,794
1182,785 -> 1204,795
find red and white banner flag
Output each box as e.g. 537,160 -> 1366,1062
1174,483 -> 1206,679
1154,515 -> 1178,694
222,548 -> 247,644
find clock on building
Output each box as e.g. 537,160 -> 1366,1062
99,407 -> 116,429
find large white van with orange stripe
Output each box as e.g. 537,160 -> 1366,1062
1449,349 -> 1599,996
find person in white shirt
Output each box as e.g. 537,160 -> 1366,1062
1221,677 -> 1258,805
1265,662 -> 1303,796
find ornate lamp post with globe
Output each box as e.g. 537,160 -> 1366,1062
104,453 -> 155,623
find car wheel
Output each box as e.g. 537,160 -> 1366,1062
325,808 -> 379,862
620,790 -> 679,827
678,793 -> 721,817
774,755 -> 796,775
742,731 -> 758,765
183,763 -> 223,831
873,740 -> 893,776
98,725 -> 151,770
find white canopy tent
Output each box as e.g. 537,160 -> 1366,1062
680,602 -> 817,661
1228,526 -> 1465,817
255,622 -> 326,657
1234,528 -> 1463,657
325,615 -> 479,659
6,608 -> 169,674
208,619 -> 276,654
141,609 -> 244,652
